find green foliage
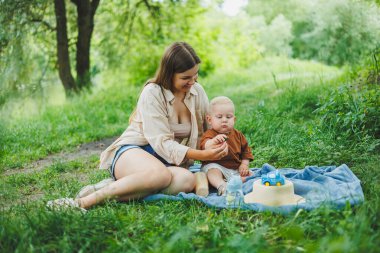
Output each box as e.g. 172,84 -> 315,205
296,0 -> 380,66
94,0 -> 210,86
202,11 -> 261,69
315,48 -> 380,142
95,1 -> 261,87
2,0 -> 380,107
315,84 -> 380,140
0,0 -> 55,106
246,0 -> 380,66
351,47 -> 380,85
0,0 -> 264,105
251,14 -> 293,56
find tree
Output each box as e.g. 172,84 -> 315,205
0,0 -> 205,101
54,0 -> 77,93
0,0 -> 101,97
54,0 -> 100,94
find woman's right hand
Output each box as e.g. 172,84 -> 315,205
204,134 -> 228,150
202,141 -> 229,161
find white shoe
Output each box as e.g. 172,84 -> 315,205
75,178 -> 114,199
46,198 -> 87,213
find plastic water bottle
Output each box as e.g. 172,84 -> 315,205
225,175 -> 243,207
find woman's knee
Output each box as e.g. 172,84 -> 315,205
146,166 -> 172,189
180,170 -> 196,192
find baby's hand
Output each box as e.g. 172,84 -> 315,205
212,134 -> 228,145
238,164 -> 250,177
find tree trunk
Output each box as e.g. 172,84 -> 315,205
54,0 -> 77,94
73,0 -> 100,89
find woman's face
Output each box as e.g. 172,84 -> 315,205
172,64 -> 199,95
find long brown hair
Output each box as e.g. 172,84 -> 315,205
129,42 -> 201,123
150,42 -> 201,91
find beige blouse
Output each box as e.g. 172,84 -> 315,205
99,82 -> 209,170
171,122 -> 192,144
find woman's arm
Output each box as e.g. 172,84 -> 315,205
186,142 -> 228,161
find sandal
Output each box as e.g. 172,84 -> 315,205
47,198 -> 87,213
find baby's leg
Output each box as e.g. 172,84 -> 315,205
207,168 -> 227,195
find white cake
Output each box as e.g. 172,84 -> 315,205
244,179 -> 305,206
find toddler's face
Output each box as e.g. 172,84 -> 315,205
207,103 -> 236,134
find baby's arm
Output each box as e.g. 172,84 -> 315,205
204,134 -> 228,150
238,159 -> 251,176
238,131 -> 254,177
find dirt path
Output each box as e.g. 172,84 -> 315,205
3,137 -> 116,176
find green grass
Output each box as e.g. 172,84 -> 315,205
1,57 -> 379,252
0,86 -> 139,172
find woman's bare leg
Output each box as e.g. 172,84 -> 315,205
160,166 -> 195,195
79,148 -> 172,209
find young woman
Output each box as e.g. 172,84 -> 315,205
48,42 -> 229,210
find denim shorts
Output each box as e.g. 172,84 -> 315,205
109,144 -> 173,180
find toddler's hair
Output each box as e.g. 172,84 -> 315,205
208,96 -> 235,113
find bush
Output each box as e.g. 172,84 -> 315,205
315,48 -> 380,141
315,83 -> 380,140
251,14 -> 293,57
246,0 -> 380,66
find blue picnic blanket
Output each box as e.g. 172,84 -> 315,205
143,163 -> 364,214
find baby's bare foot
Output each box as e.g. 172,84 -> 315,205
217,183 -> 227,196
